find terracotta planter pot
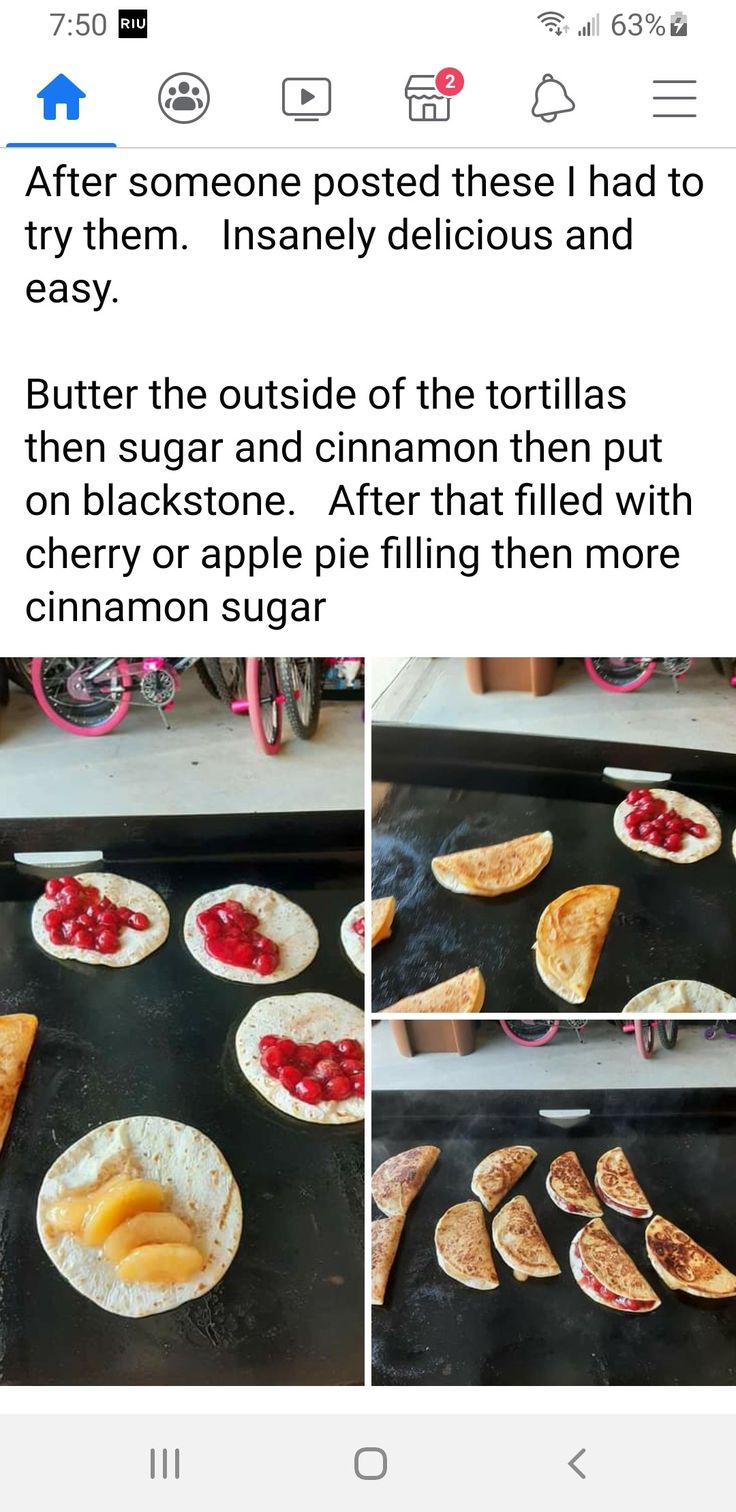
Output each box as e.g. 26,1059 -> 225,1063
390,1021 -> 477,1056
465,657 -> 557,696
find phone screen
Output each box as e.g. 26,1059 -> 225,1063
1,2 -> 734,1502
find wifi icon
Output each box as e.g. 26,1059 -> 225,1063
538,10 -> 566,33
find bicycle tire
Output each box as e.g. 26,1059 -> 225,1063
6,658 -> 34,693
204,657 -> 245,706
657,1020 -> 679,1050
584,657 -> 657,693
31,657 -> 132,736
276,658 -> 322,739
634,1020 -> 655,1058
245,658 -> 283,755
498,1019 -> 560,1046
194,659 -> 223,701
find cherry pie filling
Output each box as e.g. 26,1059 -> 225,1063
550,1187 -> 591,1215
571,1239 -> 656,1311
258,1034 -> 364,1104
42,875 -> 150,955
594,1178 -> 649,1218
352,914 -> 365,939
196,899 -> 280,975
623,788 -> 708,855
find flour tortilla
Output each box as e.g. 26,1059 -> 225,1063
37,1115 -> 242,1318
534,885 -> 619,1005
622,980 -> 736,1016
372,1216 -> 404,1305
595,1147 -> 651,1217
371,896 -> 396,945
432,831 -> 553,897
340,902 -> 365,974
236,993 -> 364,1124
613,788 -> 721,864
572,1219 -> 660,1311
546,1151 -> 602,1217
0,1014 -> 37,1156
646,1215 -> 736,1299
492,1195 -> 560,1280
371,1145 -> 440,1217
378,967 -> 485,1016
471,1145 -> 537,1214
184,884 -> 318,985
32,873 -> 169,968
435,1200 -> 499,1290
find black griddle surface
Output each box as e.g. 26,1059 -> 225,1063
372,1089 -> 736,1386
372,781 -> 736,1014
0,824 -> 364,1386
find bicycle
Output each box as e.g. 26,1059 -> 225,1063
584,657 -> 693,693
229,658 -> 283,756
498,1019 -> 588,1047
621,1019 -> 679,1057
30,656 -> 199,736
200,657 -> 322,751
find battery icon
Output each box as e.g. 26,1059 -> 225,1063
670,11 -> 687,34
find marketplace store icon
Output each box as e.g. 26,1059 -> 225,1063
405,68 -> 464,121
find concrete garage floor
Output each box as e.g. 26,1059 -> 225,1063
372,1018 -> 736,1092
373,658 -> 736,755
0,675 -> 364,817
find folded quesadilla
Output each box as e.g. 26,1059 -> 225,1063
595,1147 -> 652,1218
646,1215 -> 736,1299
435,1200 -> 499,1290
571,1218 -> 660,1312
372,1145 -> 440,1217
546,1151 -> 602,1217
491,1195 -> 560,1281
379,967 -> 485,1016
371,1215 -> 404,1305
0,1014 -> 38,1157
431,831 -> 553,897
340,902 -> 365,973
372,896 -> 396,946
534,884 -> 619,1005
471,1145 -> 537,1214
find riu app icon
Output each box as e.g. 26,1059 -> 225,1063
118,8 -> 148,37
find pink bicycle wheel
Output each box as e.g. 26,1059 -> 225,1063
31,657 -> 132,736
584,657 -> 657,693
634,1020 -> 655,1058
498,1019 -> 561,1047
245,658 -> 283,756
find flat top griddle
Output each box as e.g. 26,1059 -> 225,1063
0,812 -> 364,1386
372,726 -> 736,1015
372,1089 -> 736,1386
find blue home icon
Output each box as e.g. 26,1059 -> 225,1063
37,75 -> 86,121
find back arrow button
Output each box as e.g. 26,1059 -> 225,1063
568,1449 -> 586,1480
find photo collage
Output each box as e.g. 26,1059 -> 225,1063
1,656 -> 735,1389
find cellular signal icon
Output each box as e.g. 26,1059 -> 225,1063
538,11 -> 567,34
578,11 -> 600,34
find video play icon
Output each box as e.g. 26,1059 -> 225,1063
282,77 -> 331,121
